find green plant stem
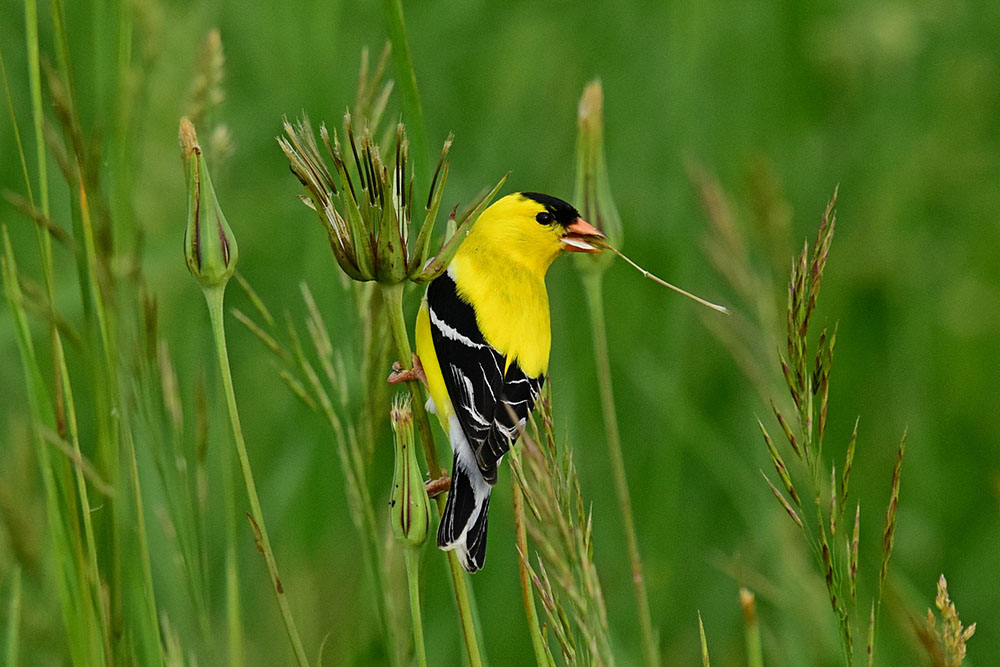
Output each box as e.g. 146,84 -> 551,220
5,568 -> 22,667
25,0 -> 50,220
381,0 -> 428,191
403,548 -> 428,667
379,282 -> 484,667
223,426 -> 246,667
379,283 -> 439,473
123,417 -> 166,666
580,270 -> 659,667
54,336 -> 111,664
4,230 -> 96,667
513,478 -> 551,667
203,285 -> 310,667
741,592 -> 763,667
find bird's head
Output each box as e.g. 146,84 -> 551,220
466,192 -> 606,275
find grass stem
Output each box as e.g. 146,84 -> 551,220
4,568 -> 22,667
378,282 -> 484,667
741,588 -> 764,667
202,285 -> 310,667
513,478 -> 552,667
223,422 -> 246,667
581,270 -> 659,667
381,0 -> 429,191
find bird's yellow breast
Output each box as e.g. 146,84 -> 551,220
450,248 -> 551,378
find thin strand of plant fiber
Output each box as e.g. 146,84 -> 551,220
203,285 -> 311,667
609,245 -> 728,314
513,473 -> 552,667
581,270 -> 660,667
379,282 -> 485,667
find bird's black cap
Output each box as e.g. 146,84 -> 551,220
521,192 -> 581,227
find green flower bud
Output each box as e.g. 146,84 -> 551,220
573,81 -> 622,274
181,117 -> 239,288
389,396 -> 429,546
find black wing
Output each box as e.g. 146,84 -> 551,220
427,271 -> 544,484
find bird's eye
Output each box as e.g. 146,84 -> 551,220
535,211 -> 553,225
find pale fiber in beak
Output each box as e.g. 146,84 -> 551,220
561,236 -> 601,252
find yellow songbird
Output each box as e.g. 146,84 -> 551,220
412,192 -> 604,572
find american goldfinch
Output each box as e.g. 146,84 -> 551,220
415,192 -> 605,572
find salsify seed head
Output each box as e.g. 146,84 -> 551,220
280,110 -> 504,286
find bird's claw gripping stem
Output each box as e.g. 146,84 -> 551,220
425,470 -> 451,499
387,353 -> 428,388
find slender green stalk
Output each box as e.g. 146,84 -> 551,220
123,420 -> 166,666
4,229 -> 101,667
202,285 -> 310,667
223,431 -> 246,667
379,283 -> 440,473
580,270 -> 658,666
403,548 -> 428,667
53,333 -> 112,663
5,568 -> 22,667
24,0 -> 50,221
513,479 -> 552,667
741,588 -> 764,667
381,0 -> 429,191
378,282 -> 484,667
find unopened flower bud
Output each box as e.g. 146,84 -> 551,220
389,396 -> 429,546
573,81 -> 622,274
181,117 -> 238,288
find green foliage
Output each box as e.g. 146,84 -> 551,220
1,1 -> 996,665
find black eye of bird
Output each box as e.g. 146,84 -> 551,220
535,211 -> 553,225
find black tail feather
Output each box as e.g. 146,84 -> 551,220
437,453 -> 491,572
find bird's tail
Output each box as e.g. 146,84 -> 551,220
437,452 -> 491,572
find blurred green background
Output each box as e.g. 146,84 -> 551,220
2,0 -> 998,665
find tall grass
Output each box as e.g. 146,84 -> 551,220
510,387 -> 615,666
694,173 -> 975,666
0,1 -> 989,665
2,0 -> 164,663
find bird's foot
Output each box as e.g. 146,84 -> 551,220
425,470 -> 451,499
387,354 -> 428,388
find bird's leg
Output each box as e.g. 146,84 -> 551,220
425,469 -> 451,499
387,353 -> 428,388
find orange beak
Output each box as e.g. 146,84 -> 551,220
560,217 -> 606,253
